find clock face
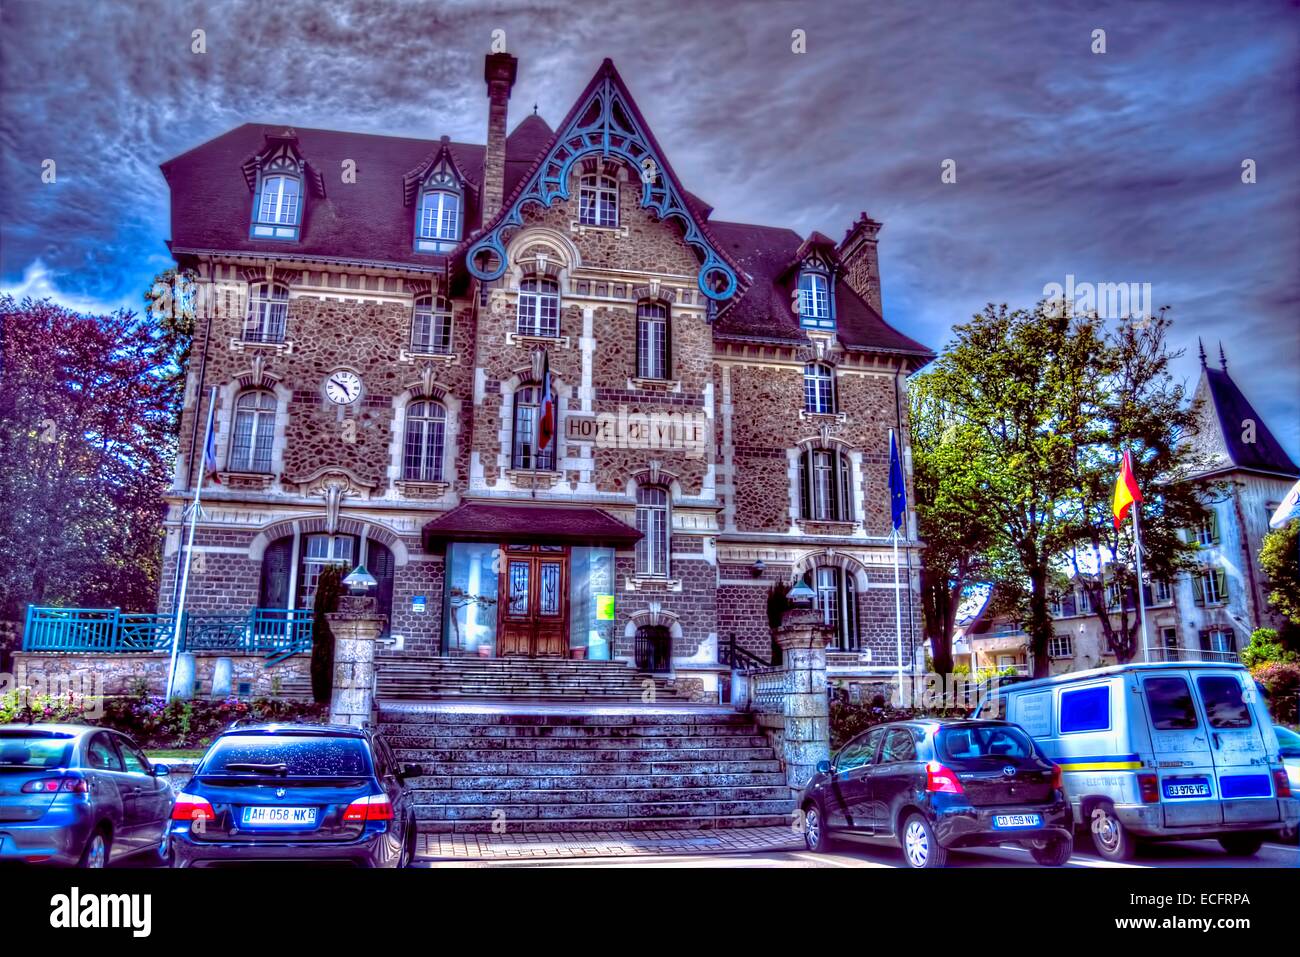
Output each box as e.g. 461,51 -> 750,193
324,370 -> 362,405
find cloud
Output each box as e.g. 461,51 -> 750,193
1,0 -> 1296,455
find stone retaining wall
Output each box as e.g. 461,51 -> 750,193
10,651 -> 310,699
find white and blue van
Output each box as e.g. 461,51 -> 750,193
976,662 -> 1297,860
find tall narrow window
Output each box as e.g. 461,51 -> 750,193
578,174 -> 618,227
799,446 -> 854,522
512,384 -> 555,470
403,400 -> 446,482
299,534 -> 353,609
411,296 -> 453,354
635,486 -> 670,577
803,566 -> 858,650
252,174 -> 302,239
798,271 -> 832,328
803,362 -> 835,414
244,283 -> 289,343
418,189 -> 460,244
636,301 -> 670,379
517,277 -> 560,338
229,390 -> 277,473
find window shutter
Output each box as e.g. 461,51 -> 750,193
1199,629 -> 1212,653
635,314 -> 643,379
799,449 -> 811,520
664,310 -> 673,379
1215,568 -> 1227,603
1209,511 -> 1220,544
1192,571 -> 1205,606
258,538 -> 293,609
837,449 -> 853,521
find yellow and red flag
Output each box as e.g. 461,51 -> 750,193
1112,449 -> 1142,529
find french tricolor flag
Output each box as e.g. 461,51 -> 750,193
537,350 -> 555,455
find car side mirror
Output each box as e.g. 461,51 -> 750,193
400,763 -> 423,780
816,759 -> 832,775
152,763 -> 170,777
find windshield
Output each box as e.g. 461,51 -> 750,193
1275,725 -> 1300,756
0,732 -> 73,769
200,735 -> 371,777
938,724 -> 1035,762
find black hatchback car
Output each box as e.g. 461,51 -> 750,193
799,719 -> 1073,867
167,724 -> 420,867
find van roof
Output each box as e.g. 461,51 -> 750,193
994,661 -> 1247,695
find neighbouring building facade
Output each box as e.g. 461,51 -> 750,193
154,54 -> 933,696
955,345 -> 1298,674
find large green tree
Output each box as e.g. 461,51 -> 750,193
1259,521 -> 1300,636
1063,311 -> 1220,662
0,296 -> 179,620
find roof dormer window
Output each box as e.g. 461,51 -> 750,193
798,270 -> 833,329
252,172 -> 302,240
416,170 -> 462,252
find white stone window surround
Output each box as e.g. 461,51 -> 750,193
491,368 -> 573,490
212,378 -> 292,488
386,385 -> 462,502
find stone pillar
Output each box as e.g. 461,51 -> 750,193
774,608 -> 831,795
211,657 -> 233,699
172,653 -> 196,700
326,596 -> 387,729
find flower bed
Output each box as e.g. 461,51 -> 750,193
0,688 -> 327,750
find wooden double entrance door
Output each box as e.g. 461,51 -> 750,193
498,544 -> 568,657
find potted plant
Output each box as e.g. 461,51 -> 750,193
570,646 -> 587,660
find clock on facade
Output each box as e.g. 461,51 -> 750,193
324,370 -> 362,405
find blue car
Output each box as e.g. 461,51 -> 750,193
168,724 -> 419,868
0,724 -> 174,867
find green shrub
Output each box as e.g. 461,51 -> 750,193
829,698 -> 968,751
310,563 -> 345,704
1241,628 -> 1300,669
1252,661 -> 1300,726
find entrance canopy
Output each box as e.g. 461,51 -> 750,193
421,502 -> 642,551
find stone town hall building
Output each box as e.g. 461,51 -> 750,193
156,54 -> 933,697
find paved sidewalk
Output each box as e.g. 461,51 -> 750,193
417,826 -> 803,861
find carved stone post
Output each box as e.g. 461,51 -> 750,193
326,595 -> 386,729
774,607 -> 831,795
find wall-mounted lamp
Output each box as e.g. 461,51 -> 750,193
750,559 -> 766,578
343,564 -> 378,596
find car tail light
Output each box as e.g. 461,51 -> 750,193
1273,768 -> 1292,799
1138,773 -> 1160,803
343,794 -> 394,823
925,761 -> 964,794
172,792 -> 216,822
1050,764 -> 1063,790
20,776 -> 86,794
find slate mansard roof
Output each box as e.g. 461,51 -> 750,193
159,59 -> 932,359
1192,362 -> 1299,479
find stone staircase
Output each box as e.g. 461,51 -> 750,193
375,655 -> 693,702
379,704 -> 794,833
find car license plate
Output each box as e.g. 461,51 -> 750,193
1164,778 -> 1212,799
242,806 -> 317,827
992,813 -> 1041,829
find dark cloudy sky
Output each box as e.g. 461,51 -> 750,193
2,0 -> 1297,458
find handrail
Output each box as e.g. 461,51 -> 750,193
720,633 -> 770,671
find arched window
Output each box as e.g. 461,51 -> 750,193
518,276 -> 560,338
635,486 -> 670,577
244,283 -> 289,343
798,271 -> 832,329
229,390 -> 277,473
403,400 -> 446,482
801,566 -> 859,650
636,300 -> 671,380
411,296 -> 453,354
579,174 -> 618,228
798,445 -> 853,522
803,362 -> 835,414
512,383 -> 556,470
252,173 -> 302,240
417,189 -> 460,245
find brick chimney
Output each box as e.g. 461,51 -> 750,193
837,212 -> 884,314
482,52 -> 518,222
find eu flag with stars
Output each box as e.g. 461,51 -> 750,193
889,430 -> 907,534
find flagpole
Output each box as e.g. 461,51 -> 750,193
1132,504 -> 1151,662
165,386 -> 217,700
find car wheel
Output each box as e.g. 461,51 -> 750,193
78,829 -> 110,869
802,802 -> 829,852
1029,834 -> 1073,867
1217,835 -> 1264,857
1089,804 -> 1136,861
901,813 -> 948,868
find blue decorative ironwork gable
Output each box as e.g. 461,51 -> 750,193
465,62 -> 740,301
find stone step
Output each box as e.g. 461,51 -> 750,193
410,786 -> 790,804
378,709 -> 747,726
406,771 -> 788,789
402,760 -> 785,776
383,731 -> 768,748
415,814 -> 791,834
391,747 -> 778,763
376,722 -> 762,738
414,798 -> 794,822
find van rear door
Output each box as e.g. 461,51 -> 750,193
1140,674 -> 1219,828
1194,672 -> 1279,826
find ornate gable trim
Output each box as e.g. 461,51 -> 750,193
402,137 -> 475,208
464,60 -> 743,302
241,128 -> 327,199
